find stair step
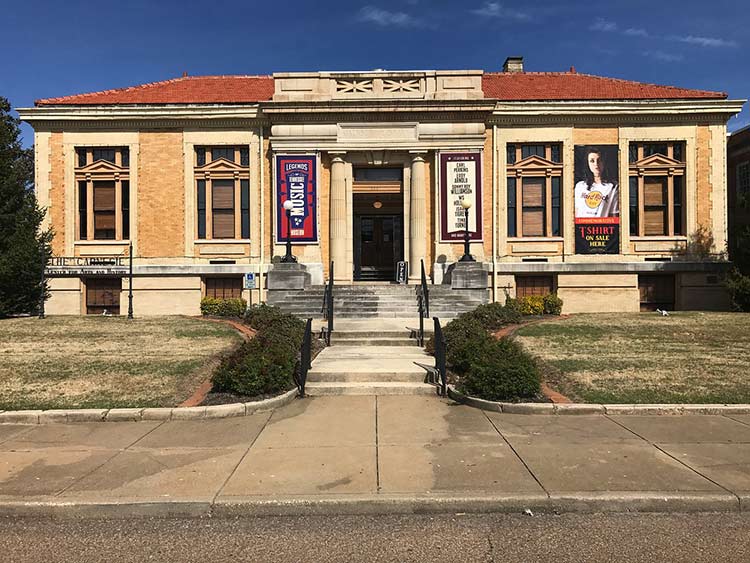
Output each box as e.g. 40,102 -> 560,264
333,339 -> 418,347
306,371 -> 426,383
304,382 -> 437,396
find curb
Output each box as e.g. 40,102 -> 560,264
0,388 -> 298,425
0,492 -> 742,519
447,386 -> 750,416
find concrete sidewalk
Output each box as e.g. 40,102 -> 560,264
1,396 -> 750,517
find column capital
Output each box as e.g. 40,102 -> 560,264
329,151 -> 347,163
409,152 -> 427,163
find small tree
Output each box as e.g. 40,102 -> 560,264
0,97 -> 52,317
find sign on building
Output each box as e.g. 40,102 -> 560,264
244,272 -> 256,289
439,152 -> 483,242
574,145 -> 620,254
275,154 -> 318,243
45,256 -> 128,276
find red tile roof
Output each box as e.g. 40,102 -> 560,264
482,72 -> 726,101
35,75 -> 275,106
34,71 -> 726,106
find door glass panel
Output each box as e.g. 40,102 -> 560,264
361,218 -> 374,243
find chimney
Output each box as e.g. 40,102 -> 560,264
502,56 -> 524,73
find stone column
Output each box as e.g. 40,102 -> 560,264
329,154 -> 347,281
409,152 -> 427,282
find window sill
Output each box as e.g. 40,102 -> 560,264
194,239 -> 251,244
507,237 -> 564,242
630,236 -> 687,241
74,240 -> 130,245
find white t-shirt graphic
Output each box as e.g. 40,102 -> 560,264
574,181 -> 619,218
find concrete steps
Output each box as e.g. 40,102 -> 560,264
305,327 -> 437,396
267,284 -> 488,319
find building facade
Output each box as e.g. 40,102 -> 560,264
728,125 -> 750,264
19,58 -> 745,315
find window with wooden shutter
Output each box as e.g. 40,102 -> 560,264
195,146 -> 250,240
506,143 -> 563,238
212,180 -> 235,239
522,178 -> 545,237
86,278 -> 122,315
629,142 -> 686,237
204,277 -> 242,299
515,275 -> 554,298
638,274 -> 675,311
93,181 -> 116,240
75,147 -> 130,241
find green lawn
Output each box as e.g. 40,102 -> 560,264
0,316 -> 242,410
515,312 -> 750,404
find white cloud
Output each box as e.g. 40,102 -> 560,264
590,17 -> 617,32
643,50 -> 684,63
669,35 -> 738,48
471,2 -> 530,21
624,27 -> 648,37
357,5 -> 421,27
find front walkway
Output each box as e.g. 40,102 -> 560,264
1,396 -> 749,515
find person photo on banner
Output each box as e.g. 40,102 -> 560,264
574,146 -> 619,218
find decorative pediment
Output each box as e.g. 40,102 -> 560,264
508,155 -> 563,176
77,159 -> 127,175
196,158 -> 248,173
631,153 -> 683,168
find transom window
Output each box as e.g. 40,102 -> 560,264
628,141 -> 686,237
195,146 -> 250,240
506,143 -> 562,238
75,147 -> 130,241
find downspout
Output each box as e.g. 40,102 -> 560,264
259,125 -> 265,303
492,124 -> 498,303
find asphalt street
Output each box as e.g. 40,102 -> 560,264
1,513 -> 749,562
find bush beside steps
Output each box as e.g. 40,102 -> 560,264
434,294 -> 563,402
211,304 -> 308,399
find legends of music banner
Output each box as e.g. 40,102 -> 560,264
276,154 -> 318,243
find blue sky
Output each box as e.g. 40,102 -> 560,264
3,0 -> 748,147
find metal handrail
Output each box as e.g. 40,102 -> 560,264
295,318 -> 313,397
420,259 -> 430,319
321,261 -> 334,345
433,317 -> 447,397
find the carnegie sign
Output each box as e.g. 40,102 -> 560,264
46,256 -> 128,276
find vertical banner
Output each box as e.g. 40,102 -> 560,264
276,154 -> 318,243
439,152 -> 483,242
574,145 -> 620,254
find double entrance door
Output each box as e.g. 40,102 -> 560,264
354,214 -> 403,281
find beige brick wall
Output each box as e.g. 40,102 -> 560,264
138,131 -> 185,257
49,132 -> 65,255
573,127 -> 619,145
319,153 -> 331,270
696,125 -> 712,230
556,273 -> 640,313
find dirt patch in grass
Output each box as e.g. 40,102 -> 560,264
0,316 -> 242,410
514,312 -> 750,404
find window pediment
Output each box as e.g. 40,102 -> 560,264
508,155 -> 562,176
77,160 -> 128,175
631,153 -> 683,169
196,157 -> 247,172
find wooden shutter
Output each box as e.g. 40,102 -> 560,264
644,178 -> 667,236
205,277 -> 242,299
638,275 -> 675,311
86,278 -> 121,314
94,182 -> 115,210
212,180 -> 235,238
516,275 -> 554,298
522,178 -> 544,237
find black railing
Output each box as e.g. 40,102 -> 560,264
420,259 -> 430,318
415,259 -> 430,347
433,317 -> 447,397
321,261 -> 334,345
295,318 -> 313,397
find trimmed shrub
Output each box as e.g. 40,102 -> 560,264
457,337 -> 541,401
244,303 -> 287,331
464,302 -> 522,330
212,337 -> 296,396
518,295 -> 545,316
211,305 -> 307,397
443,316 -> 495,374
543,293 -> 564,316
200,297 -> 247,317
